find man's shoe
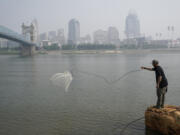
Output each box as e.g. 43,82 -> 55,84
156,105 -> 161,109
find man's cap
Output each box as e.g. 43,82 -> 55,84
152,59 -> 159,65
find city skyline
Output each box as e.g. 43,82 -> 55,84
0,0 -> 180,39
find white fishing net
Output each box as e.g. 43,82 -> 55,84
50,71 -> 73,92
50,69 -> 141,92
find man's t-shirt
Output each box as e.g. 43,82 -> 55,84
152,66 -> 168,88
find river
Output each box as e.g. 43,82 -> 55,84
0,51 -> 179,135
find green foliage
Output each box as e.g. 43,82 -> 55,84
61,44 -> 76,50
0,48 -> 20,55
77,44 -> 116,50
142,44 -> 168,49
120,44 -> 168,49
120,44 -> 138,49
43,43 -> 60,50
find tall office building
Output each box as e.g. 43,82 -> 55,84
68,19 -> 80,45
107,27 -> 120,45
125,12 -> 140,38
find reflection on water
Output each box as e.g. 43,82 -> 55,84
0,52 -> 180,135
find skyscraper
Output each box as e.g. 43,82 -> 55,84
68,19 -> 80,45
125,12 -> 140,38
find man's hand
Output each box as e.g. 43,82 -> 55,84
141,66 -> 153,71
157,76 -> 162,89
156,84 -> 159,88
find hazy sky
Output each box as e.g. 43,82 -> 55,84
0,0 -> 180,39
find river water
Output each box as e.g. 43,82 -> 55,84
0,51 -> 179,135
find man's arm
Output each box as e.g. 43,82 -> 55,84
157,76 -> 162,88
141,66 -> 153,71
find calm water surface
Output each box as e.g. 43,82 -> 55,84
0,51 -> 180,135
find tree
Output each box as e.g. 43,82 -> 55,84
44,43 -> 60,50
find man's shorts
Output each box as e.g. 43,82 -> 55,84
157,86 -> 167,95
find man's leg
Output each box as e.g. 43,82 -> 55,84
161,94 -> 165,108
161,87 -> 167,108
156,88 -> 161,108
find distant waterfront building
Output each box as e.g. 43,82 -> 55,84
150,40 -> 169,47
79,34 -> 91,44
93,29 -> 108,44
107,27 -> 120,45
125,12 -> 140,38
39,33 -> 48,47
48,31 -> 56,41
176,38 -> 180,47
41,40 -> 52,47
0,38 -> 8,48
68,19 -> 80,45
7,40 -> 20,48
57,29 -> 65,45
39,33 -> 48,41
0,38 -> 19,48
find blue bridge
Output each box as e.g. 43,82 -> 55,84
0,25 -> 36,56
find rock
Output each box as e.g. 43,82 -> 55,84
145,105 -> 180,135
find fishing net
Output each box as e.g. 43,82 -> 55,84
50,71 -> 73,92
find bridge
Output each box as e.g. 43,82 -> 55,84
0,25 -> 36,56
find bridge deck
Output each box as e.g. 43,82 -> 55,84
0,25 -> 35,46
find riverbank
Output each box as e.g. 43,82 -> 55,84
47,50 -> 122,54
46,48 -> 180,55
1,48 -> 180,55
0,50 -> 20,55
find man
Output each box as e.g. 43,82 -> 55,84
141,60 -> 168,109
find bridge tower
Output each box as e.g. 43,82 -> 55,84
21,23 -> 36,56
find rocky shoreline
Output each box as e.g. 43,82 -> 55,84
145,105 -> 180,135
